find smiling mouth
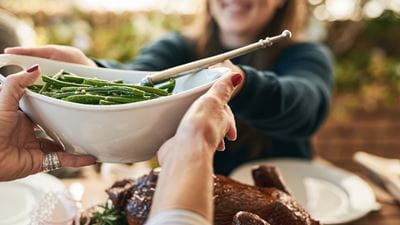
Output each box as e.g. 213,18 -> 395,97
222,1 -> 251,14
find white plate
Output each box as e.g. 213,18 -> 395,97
230,159 -> 379,225
0,173 -> 65,225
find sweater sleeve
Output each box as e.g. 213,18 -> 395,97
95,32 -> 196,71
145,209 -> 211,225
229,43 -> 334,140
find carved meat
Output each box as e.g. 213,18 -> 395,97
106,170 -> 159,225
232,211 -> 270,225
105,165 -> 320,225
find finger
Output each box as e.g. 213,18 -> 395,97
217,140 -> 225,151
57,152 -> 97,168
38,138 -> 64,153
5,46 -> 55,59
209,62 -> 225,69
0,64 -> 40,112
207,73 -> 243,104
225,107 -> 237,141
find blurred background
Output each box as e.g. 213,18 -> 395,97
0,0 -> 399,171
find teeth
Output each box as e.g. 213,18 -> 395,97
225,4 -> 246,12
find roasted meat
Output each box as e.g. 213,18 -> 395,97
106,165 -> 320,225
232,211 -> 270,225
106,169 -> 159,225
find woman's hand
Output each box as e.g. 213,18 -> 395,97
5,45 -> 97,67
0,65 -> 97,181
151,73 -> 242,222
210,60 -> 245,96
158,73 -> 242,164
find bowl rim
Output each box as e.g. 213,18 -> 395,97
1,54 -> 230,111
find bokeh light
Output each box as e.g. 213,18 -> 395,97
308,0 -> 323,5
325,0 -> 358,20
363,0 -> 385,18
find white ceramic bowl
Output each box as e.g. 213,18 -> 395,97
0,54 -> 230,162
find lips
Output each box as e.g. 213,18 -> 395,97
221,0 -> 252,14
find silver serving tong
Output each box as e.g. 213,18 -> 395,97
141,30 -> 292,86
354,151 -> 400,203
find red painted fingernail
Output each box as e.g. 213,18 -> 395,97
27,64 -> 39,73
231,74 -> 242,87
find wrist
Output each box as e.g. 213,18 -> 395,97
158,134 -> 214,165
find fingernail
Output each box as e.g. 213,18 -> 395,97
231,74 -> 242,87
27,64 -> 39,73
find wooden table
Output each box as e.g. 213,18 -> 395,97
60,159 -> 400,225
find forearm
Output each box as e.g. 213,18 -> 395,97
150,137 -> 214,222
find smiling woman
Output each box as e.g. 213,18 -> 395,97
209,0 -> 289,46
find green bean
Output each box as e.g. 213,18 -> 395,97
83,78 -> 169,96
60,75 -> 85,84
52,92 -> 83,99
104,96 -> 148,103
42,75 -> 90,88
28,85 -> 43,92
64,95 -> 105,104
123,84 -> 169,96
39,82 -> 50,94
91,86 -> 145,96
157,79 -> 176,93
61,86 -> 145,97
60,87 -> 87,92
82,78 -> 110,86
39,71 -> 63,93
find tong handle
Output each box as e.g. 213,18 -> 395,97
141,30 -> 292,86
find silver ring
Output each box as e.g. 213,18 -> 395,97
42,152 -> 62,172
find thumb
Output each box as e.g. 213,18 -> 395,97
0,64 -> 40,112
207,73 -> 243,105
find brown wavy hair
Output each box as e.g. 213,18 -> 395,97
185,0 -> 307,69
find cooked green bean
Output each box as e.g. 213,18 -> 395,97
39,71 -> 63,93
61,86 -> 145,97
28,69 -> 175,105
157,79 -> 176,93
122,84 -> 169,96
83,78 -> 169,96
104,96 -> 149,103
42,75 -> 90,88
60,87 -> 87,92
28,85 -> 43,92
60,75 -> 85,84
82,78 -> 110,86
64,95 -> 105,104
52,92 -> 82,99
